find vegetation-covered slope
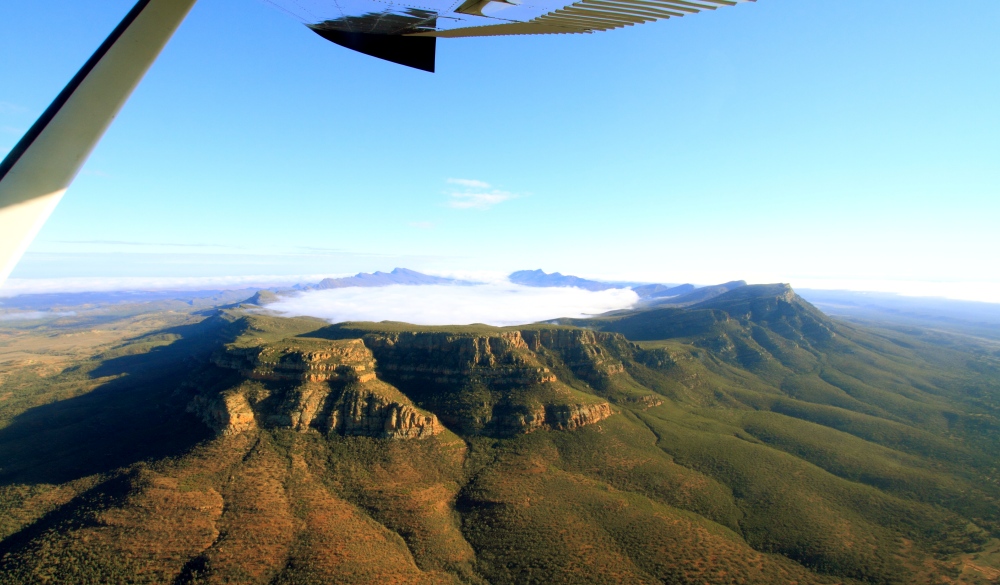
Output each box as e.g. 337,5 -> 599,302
1,286 -> 999,584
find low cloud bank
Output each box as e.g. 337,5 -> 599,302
266,283 -> 639,326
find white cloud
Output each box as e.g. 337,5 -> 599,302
448,191 -> 517,210
266,283 -> 639,326
444,178 -> 520,210
447,178 -> 491,189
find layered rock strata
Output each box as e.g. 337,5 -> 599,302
359,331 -> 558,386
323,386 -> 441,439
194,326 -> 618,439
355,329 -> 636,387
545,402 -> 614,430
522,329 -> 629,382
344,330 -> 616,435
193,338 -> 440,439
486,402 -> 614,435
188,391 -> 257,437
212,338 -> 376,383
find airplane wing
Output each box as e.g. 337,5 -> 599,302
266,0 -> 755,71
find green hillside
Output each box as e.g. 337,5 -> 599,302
1,286 -> 999,584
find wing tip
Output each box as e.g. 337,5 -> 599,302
310,27 -> 437,72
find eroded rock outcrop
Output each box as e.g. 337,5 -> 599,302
192,338 -> 441,440
522,329 -> 629,382
193,320 -> 620,439
212,338 -> 376,383
188,391 -> 257,436
360,331 -> 558,386
545,402 -> 614,430
483,402 -> 613,434
333,329 -> 616,436
321,384 -> 441,439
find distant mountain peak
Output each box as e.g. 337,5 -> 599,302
244,290 -> 278,306
642,280 -> 747,307
508,269 -> 624,291
390,267 -> 422,276
313,268 -> 461,290
692,283 -> 797,308
631,283 -> 696,299
686,282 -> 837,348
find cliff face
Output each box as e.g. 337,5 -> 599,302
480,402 -> 614,435
188,391 -> 257,437
211,338 -> 377,384
191,338 -> 441,440
321,384 -> 441,439
344,329 -> 615,436
522,329 -> 628,383
355,328 -> 635,386
193,322 -> 618,438
359,330 -> 557,386
545,402 -> 614,430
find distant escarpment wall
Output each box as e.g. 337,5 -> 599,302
352,330 -> 617,435
194,330 -> 618,439
192,339 -> 441,440
210,338 -> 377,383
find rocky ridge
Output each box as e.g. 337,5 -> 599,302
192,323 -> 619,439
210,337 -> 377,384
317,326 -> 624,435
357,330 -> 558,386
192,337 -> 440,440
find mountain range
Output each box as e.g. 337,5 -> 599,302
503,270 -> 748,307
508,269 -> 628,291
312,268 -> 463,289
1,283 -> 999,583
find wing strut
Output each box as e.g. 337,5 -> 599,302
0,0 -> 197,286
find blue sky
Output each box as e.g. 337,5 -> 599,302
1,0 -> 998,300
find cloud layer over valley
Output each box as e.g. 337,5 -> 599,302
266,283 -> 639,326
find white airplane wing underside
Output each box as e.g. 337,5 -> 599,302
266,0 -> 755,70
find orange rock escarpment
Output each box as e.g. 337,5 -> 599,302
191,325 -> 619,439
345,329 -> 617,435
191,338 -> 441,440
